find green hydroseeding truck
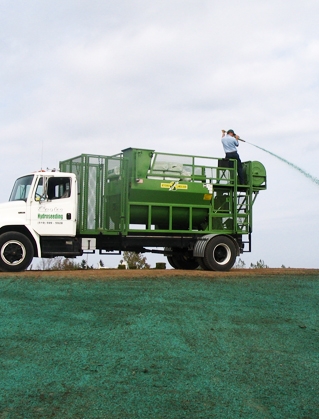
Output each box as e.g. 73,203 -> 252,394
0,147 -> 266,272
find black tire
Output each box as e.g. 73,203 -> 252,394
0,232 -> 34,272
197,257 -> 209,270
203,236 -> 237,271
167,255 -> 180,269
165,247 -> 180,269
169,253 -> 199,270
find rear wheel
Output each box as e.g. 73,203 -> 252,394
203,236 -> 237,271
197,257 -> 209,270
175,253 -> 199,270
167,255 -> 179,269
0,232 -> 34,272
166,249 -> 199,270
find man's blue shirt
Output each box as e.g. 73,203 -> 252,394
221,134 -> 239,153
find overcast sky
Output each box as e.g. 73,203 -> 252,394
1,0 -> 319,268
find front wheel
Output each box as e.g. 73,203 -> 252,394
203,236 -> 237,271
0,232 -> 34,272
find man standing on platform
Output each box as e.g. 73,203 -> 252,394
221,129 -> 244,184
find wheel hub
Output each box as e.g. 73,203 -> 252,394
1,241 -> 26,266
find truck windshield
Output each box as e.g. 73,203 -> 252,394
9,175 -> 34,202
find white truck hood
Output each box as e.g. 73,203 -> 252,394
0,200 -> 28,227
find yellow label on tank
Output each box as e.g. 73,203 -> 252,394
161,182 -> 188,190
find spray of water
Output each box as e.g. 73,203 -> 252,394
245,141 -> 319,186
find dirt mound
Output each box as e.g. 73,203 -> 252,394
1,267 -> 318,279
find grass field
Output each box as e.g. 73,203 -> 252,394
0,270 -> 318,418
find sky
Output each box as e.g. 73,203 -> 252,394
1,0 -> 319,269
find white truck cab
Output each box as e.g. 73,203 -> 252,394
0,171 -> 79,271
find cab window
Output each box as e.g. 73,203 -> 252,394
47,177 -> 71,200
10,175 -> 34,201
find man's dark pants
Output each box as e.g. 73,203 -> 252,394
225,151 -> 244,184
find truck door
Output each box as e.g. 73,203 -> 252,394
30,175 -> 77,236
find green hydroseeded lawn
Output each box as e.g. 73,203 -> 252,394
0,274 -> 318,418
